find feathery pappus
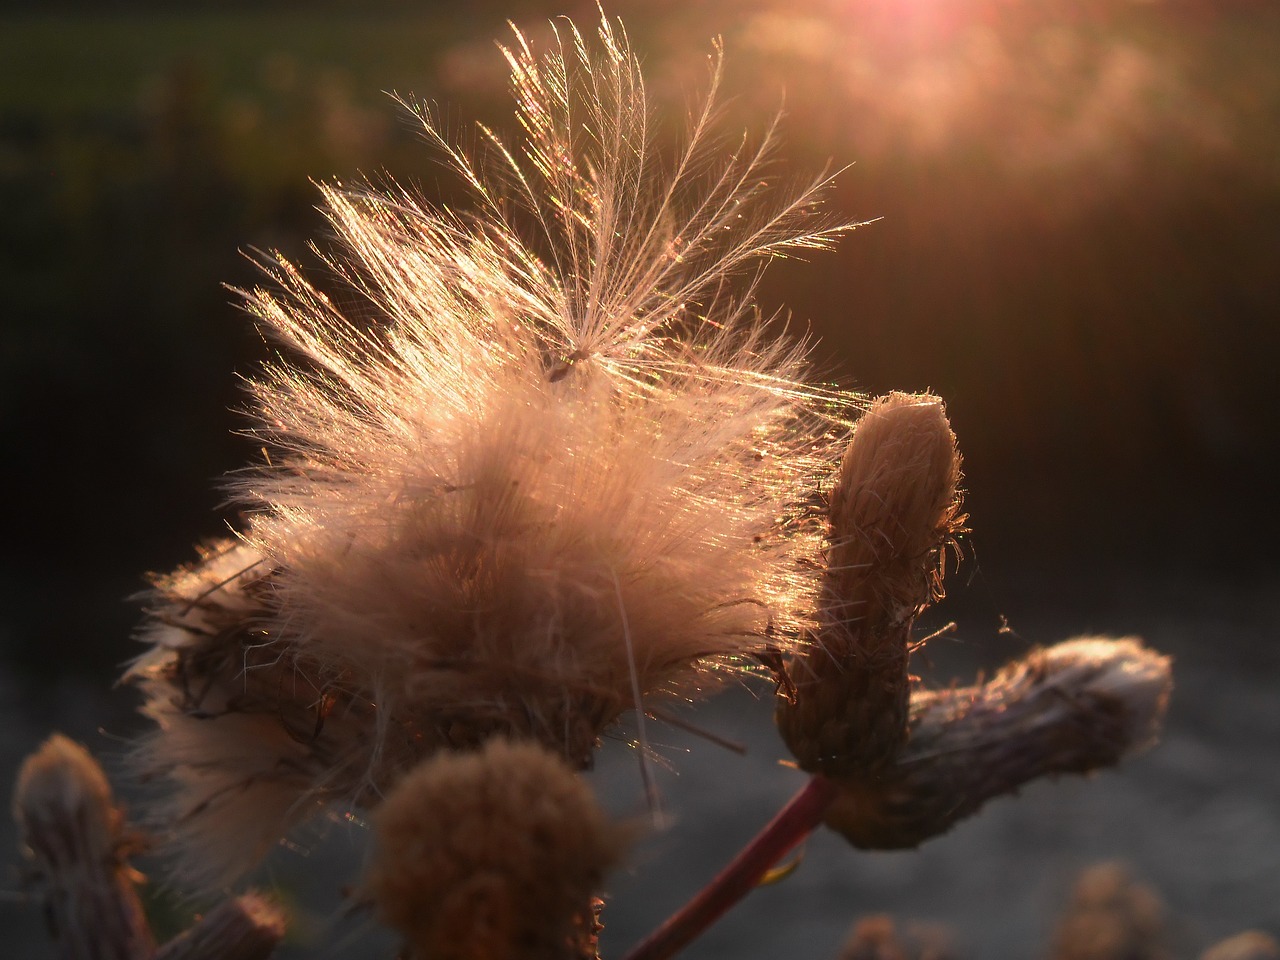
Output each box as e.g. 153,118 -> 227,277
126,13 -> 862,890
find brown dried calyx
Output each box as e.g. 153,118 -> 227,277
365,738 -> 629,960
777,392 -> 965,777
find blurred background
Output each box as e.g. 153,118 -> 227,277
1,0 -> 1276,956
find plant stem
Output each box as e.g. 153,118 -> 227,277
621,774 -> 838,960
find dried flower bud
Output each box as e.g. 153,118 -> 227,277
1201,932 -> 1280,960
365,738 -> 627,960
839,916 -> 955,960
778,392 -> 964,776
824,637 -> 1172,848
1050,863 -> 1169,960
839,916 -> 909,960
12,734 -> 153,960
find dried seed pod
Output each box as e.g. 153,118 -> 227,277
839,915 -> 956,960
1050,863 -> 1170,960
823,637 -> 1172,849
778,392 -> 964,776
12,734 -> 153,960
839,916 -> 910,960
1200,932 -> 1280,960
365,738 -> 628,960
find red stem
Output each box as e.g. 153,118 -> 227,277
620,775 -> 838,960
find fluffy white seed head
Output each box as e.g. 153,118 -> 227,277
235,18 -> 857,748
128,13 -> 858,889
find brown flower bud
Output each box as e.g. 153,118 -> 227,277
839,915 -> 956,960
12,734 -> 153,960
365,738 -> 628,960
824,637 -> 1172,849
778,392 -> 964,777
1050,863 -> 1169,960
839,916 -> 910,960
1201,932 -> 1280,960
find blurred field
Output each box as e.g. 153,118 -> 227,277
1,1 -> 1277,954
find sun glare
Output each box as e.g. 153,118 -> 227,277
730,0 -> 1220,188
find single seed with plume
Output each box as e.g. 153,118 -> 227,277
364,738 -> 627,960
778,392 -> 965,777
125,11 -> 859,891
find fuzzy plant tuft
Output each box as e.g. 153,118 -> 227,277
124,12 -> 861,891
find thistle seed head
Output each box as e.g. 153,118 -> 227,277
126,11 -> 858,890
